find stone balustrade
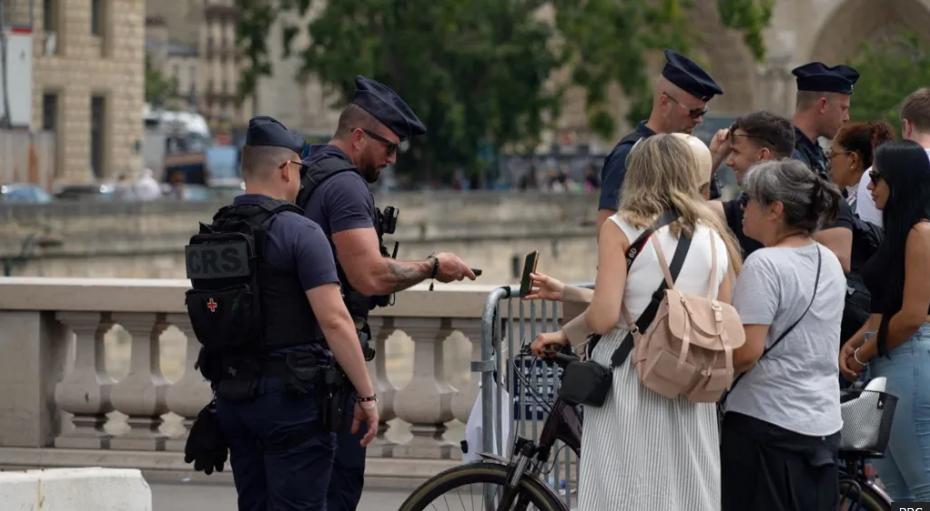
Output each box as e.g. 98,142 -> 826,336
0,277 -> 531,479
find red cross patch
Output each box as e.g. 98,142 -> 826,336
207,298 -> 218,312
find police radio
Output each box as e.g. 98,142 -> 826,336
380,206 -> 399,235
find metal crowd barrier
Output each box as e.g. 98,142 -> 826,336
477,282 -> 594,509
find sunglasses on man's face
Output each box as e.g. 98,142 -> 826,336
362,129 -> 399,156
664,92 -> 709,119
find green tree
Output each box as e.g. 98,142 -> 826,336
234,0 -> 772,180
847,31 -> 930,128
145,55 -> 177,107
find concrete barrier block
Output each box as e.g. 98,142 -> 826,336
0,467 -> 151,511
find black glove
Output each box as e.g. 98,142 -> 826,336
183,400 -> 229,475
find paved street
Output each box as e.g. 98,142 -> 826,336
151,481 -> 411,511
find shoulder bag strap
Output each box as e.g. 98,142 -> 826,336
610,227 -> 692,368
583,211 -> 679,358
720,245 -> 823,405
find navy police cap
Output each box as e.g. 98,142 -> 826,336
792,62 -> 860,94
662,49 -> 724,102
245,116 -> 306,155
350,75 -> 426,140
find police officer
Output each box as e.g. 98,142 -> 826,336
296,76 -> 476,511
598,49 -> 724,234
188,116 -> 380,511
790,62 -> 860,179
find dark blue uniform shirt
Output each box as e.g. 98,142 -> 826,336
232,193 -> 339,290
231,194 -> 339,358
792,126 -> 829,179
598,122 -> 656,211
599,122 -> 720,211
301,144 -> 377,238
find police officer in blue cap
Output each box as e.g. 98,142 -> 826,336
183,116 -> 380,511
296,77 -> 477,511
790,62 -> 861,178
597,49 -> 724,234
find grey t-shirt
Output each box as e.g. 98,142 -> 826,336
726,243 -> 845,436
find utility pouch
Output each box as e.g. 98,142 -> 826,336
185,284 -> 255,350
215,356 -> 261,401
283,352 -> 320,395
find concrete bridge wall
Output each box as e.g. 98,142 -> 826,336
0,192 -> 602,284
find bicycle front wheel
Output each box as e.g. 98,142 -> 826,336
399,461 -> 566,511
838,479 -> 890,511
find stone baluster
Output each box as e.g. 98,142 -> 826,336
164,313 -> 213,452
366,316 -> 397,456
451,318 -> 484,424
54,312 -> 116,449
109,313 -> 170,450
392,317 -> 457,459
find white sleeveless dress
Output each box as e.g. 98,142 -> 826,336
576,214 -> 728,511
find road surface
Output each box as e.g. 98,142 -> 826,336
151,481 -> 411,511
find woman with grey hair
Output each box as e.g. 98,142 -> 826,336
720,159 -> 847,510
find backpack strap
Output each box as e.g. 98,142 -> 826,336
612,228 -> 692,368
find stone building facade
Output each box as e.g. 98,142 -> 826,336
145,0 -> 252,130
32,0 -> 146,183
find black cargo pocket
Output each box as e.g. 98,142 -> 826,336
185,285 -> 254,350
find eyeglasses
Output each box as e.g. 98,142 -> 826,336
361,129 -> 399,156
869,169 -> 883,185
663,92 -> 709,119
282,160 -> 308,179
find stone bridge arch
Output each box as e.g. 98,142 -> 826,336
807,0 -> 930,64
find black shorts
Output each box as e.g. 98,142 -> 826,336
721,412 -> 840,511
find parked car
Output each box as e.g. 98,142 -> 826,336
0,183 -> 53,203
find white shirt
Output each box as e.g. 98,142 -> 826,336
856,148 -> 930,226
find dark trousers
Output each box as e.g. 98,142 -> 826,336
721,412 -> 839,511
216,377 -> 336,511
326,391 -> 366,511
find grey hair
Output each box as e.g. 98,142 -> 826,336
742,159 -> 842,233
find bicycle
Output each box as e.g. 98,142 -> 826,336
399,346 -> 898,511
398,346 -> 581,511
835,381 -> 898,511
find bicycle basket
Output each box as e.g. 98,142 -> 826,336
839,388 -> 898,455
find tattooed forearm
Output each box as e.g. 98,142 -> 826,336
385,259 -> 433,293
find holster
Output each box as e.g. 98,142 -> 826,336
324,370 -> 350,434
354,317 -> 377,361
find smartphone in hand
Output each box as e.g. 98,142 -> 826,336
519,251 -> 539,297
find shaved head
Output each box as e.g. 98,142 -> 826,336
240,146 -> 297,182
334,104 -> 381,141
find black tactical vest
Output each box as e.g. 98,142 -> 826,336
184,199 -> 325,358
296,157 -> 395,323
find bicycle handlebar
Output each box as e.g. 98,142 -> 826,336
550,351 -> 579,367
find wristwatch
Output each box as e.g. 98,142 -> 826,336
358,394 -> 378,411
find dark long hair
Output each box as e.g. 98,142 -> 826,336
874,139 -> 930,355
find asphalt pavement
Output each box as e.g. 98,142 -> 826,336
150,481 -> 411,511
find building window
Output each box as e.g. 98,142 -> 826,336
90,95 -> 106,178
42,93 -> 58,131
43,0 -> 57,32
91,0 -> 102,36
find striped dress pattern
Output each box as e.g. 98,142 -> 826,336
576,215 -> 727,511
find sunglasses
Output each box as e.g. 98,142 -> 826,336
664,92 -> 709,119
738,192 -> 750,209
362,129 -> 399,156
869,169 -> 883,185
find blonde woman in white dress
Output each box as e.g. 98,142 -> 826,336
530,134 -> 742,511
